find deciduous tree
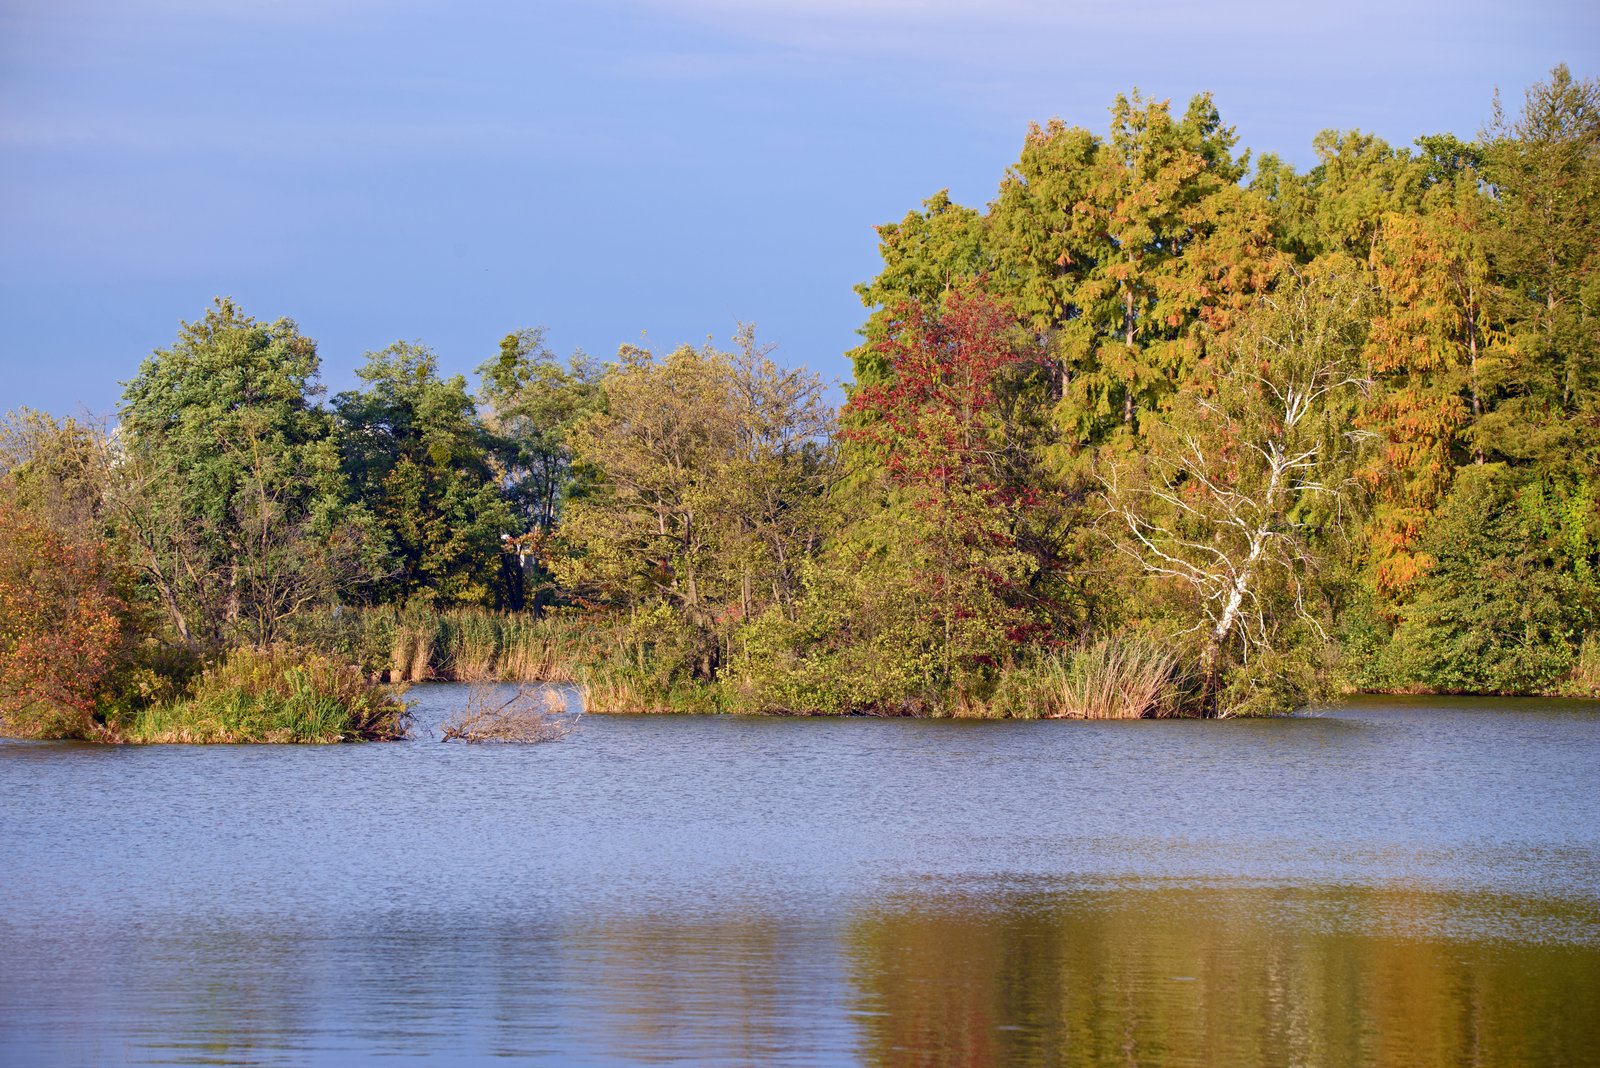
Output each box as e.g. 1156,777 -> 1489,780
1105,271 -> 1372,713
844,286 -> 1055,688
335,341 -> 515,608
117,299 -> 357,647
556,335 -> 833,681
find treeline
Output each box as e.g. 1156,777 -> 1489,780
2,65 -> 1596,732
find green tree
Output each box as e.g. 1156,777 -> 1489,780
1481,63 -> 1600,474
116,299 -> 356,647
1063,92 -> 1250,438
478,328 -> 602,534
0,408 -> 110,536
988,118 -> 1103,341
1299,130 -> 1427,263
476,328 -> 603,609
851,191 -> 991,387
1385,466 -> 1593,692
721,325 -> 836,620
556,336 -> 833,683
335,341 -> 515,608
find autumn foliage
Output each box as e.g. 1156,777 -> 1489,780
844,286 -> 1053,677
845,286 -> 1034,488
5,68 -> 1599,723
0,498 -> 124,737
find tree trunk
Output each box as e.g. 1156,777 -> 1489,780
1198,638 -> 1223,717
153,574 -> 193,647
1467,306 -> 1484,465
1123,285 -> 1137,425
1200,457 -> 1283,716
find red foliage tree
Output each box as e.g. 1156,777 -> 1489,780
843,285 -> 1049,672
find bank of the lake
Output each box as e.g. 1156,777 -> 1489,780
3,686 -> 1597,1066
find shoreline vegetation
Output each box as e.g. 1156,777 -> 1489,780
4,66 -> 1600,741
122,645 -> 409,744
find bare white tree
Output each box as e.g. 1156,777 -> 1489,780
1104,270 -> 1373,714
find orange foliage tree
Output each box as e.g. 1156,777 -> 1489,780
0,499 -> 124,737
1359,184 -> 1499,606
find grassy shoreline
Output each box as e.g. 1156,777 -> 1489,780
121,646 -> 410,744
1,645 -> 410,745
8,606 -> 1597,743
358,610 -> 1600,718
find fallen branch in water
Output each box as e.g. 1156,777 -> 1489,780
440,684 -> 579,743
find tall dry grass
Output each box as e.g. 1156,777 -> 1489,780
1047,636 -> 1188,719
574,666 -> 729,714
282,606 -> 601,684
990,635 -> 1191,719
386,609 -> 597,683
577,669 -> 648,713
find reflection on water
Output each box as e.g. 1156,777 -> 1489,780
5,884 -> 1594,1067
2,691 -> 1597,1065
848,883 -> 1600,1068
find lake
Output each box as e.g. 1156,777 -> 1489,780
2,689 -> 1598,1066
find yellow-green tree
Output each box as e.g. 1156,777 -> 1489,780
556,337 -> 833,683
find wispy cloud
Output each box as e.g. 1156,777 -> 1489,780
632,0 -> 1231,31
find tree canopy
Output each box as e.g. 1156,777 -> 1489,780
6,66 -> 1597,724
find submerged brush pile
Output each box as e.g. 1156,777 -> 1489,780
440,684 -> 579,743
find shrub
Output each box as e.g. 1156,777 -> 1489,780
125,645 -> 409,743
0,500 -> 126,739
1384,468 -> 1585,694
1553,632 -> 1600,698
1215,639 -> 1333,718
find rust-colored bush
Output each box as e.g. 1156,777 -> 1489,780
0,500 -> 124,738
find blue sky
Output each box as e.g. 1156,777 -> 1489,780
3,0 -> 1596,416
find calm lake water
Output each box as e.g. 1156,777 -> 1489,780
3,689 -> 1598,1067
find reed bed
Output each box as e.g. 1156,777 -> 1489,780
1045,636 -> 1188,719
286,606 -> 606,684
577,669 -> 650,713
575,667 -> 728,714
989,634 -> 1192,719
284,608 -> 1202,718
386,609 -> 602,684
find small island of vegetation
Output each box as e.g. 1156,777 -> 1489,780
2,66 -> 1597,739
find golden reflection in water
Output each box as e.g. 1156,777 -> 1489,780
575,914 -> 831,1065
12,883 -> 1597,1065
844,882 -> 1600,1068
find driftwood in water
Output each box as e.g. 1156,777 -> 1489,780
440,685 -> 578,743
